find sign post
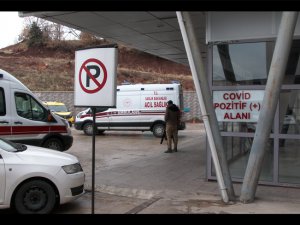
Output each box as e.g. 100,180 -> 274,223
92,107 -> 96,214
74,45 -> 118,214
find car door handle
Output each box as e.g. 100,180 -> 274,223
0,120 -> 9,124
14,121 -> 23,124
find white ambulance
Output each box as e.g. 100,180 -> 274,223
0,69 -> 73,151
75,83 -> 186,137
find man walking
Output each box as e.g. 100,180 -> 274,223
164,100 -> 181,153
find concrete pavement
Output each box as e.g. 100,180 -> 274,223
55,123 -> 300,214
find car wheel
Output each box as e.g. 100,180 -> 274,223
13,180 -> 57,214
83,122 -> 94,136
43,138 -> 64,151
152,123 -> 165,138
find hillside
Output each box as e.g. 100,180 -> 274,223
0,40 -> 195,91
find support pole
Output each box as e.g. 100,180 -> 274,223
240,12 -> 298,203
91,107 -> 96,214
177,11 -> 235,202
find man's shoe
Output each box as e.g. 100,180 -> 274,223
164,150 -> 172,153
173,148 -> 177,152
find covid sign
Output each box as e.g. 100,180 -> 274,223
213,90 -> 264,122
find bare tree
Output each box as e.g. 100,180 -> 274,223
18,16 -> 80,42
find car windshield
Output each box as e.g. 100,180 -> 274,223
0,138 -> 27,152
48,105 -> 68,112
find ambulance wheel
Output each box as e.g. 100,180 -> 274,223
43,138 -> 64,151
83,122 -> 93,136
152,123 -> 165,138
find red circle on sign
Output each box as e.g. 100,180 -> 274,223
79,58 -> 107,94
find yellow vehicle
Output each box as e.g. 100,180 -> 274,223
43,101 -> 74,127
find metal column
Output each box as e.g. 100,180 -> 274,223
240,12 -> 298,203
177,11 -> 235,202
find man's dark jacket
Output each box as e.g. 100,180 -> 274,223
165,104 -> 180,126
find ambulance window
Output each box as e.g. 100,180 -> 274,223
0,88 -> 5,116
15,92 -> 47,121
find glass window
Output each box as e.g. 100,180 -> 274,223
279,90 -> 300,135
218,122 -> 257,133
211,137 -> 273,181
279,139 -> 300,184
213,42 -> 270,86
283,40 -> 300,85
217,121 -> 275,134
0,138 -> 18,152
0,88 -> 5,116
213,40 -> 300,86
210,39 -> 300,186
15,92 -> 47,121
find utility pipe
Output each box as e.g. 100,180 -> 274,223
177,11 -> 235,203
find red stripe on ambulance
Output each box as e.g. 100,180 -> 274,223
11,126 -> 67,135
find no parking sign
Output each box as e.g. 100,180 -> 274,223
74,45 -> 117,107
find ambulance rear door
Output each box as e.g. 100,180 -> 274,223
140,85 -> 174,123
109,89 -> 142,129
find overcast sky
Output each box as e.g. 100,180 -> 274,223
0,11 -> 24,49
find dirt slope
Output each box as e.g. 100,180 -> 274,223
0,40 -> 194,91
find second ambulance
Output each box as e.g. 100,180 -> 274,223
75,83 -> 186,137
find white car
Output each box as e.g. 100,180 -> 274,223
0,138 -> 85,214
